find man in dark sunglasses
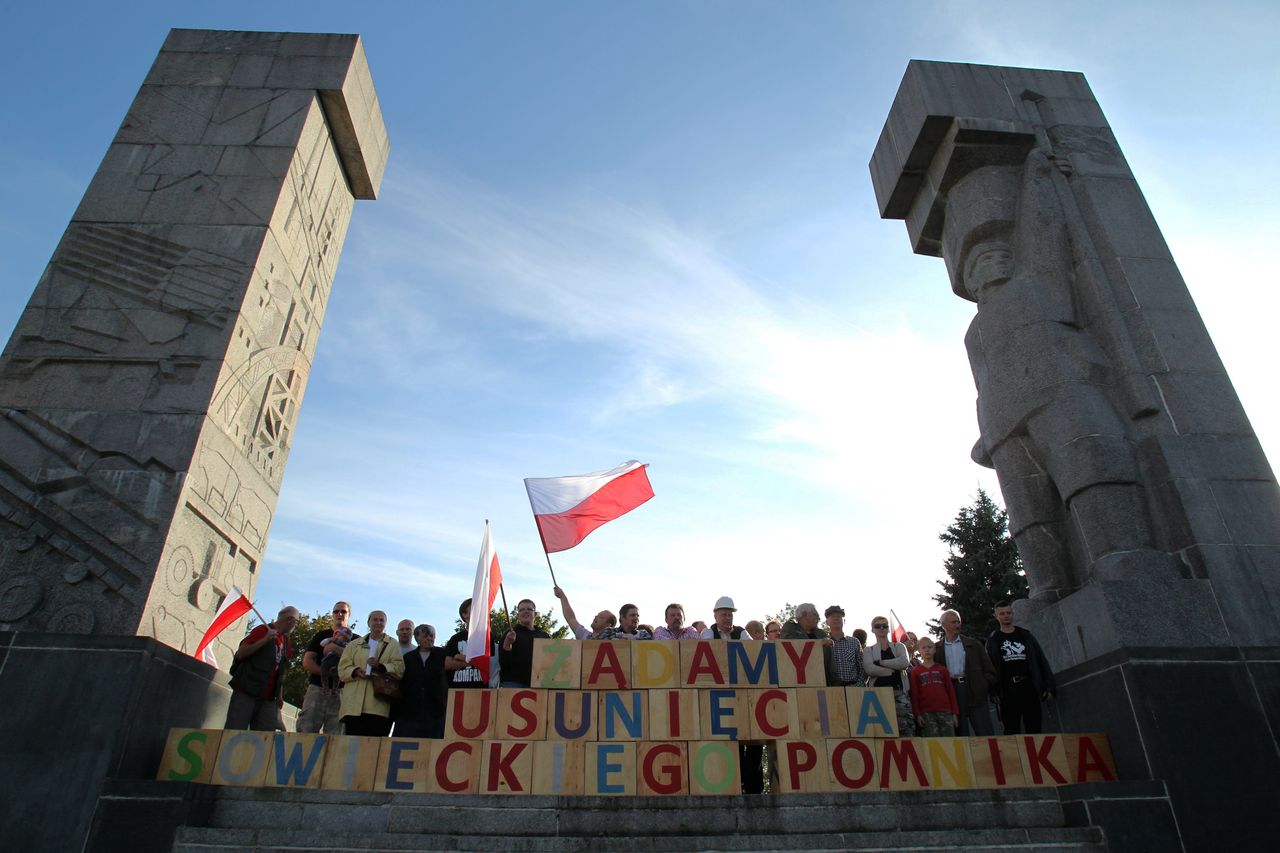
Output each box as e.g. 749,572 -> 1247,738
298,600 -> 354,733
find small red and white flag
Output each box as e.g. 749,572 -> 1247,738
466,521 -> 503,683
194,586 -> 253,666
524,460 -> 654,553
889,610 -> 907,645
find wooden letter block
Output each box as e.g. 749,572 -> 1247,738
777,641 -> 825,687
532,638 -> 581,689
633,641 -> 679,688
265,733 -> 327,788
879,739 -> 928,790
689,741 -> 741,795
157,728 -> 222,783
496,688 -> 547,740
681,640 -> 728,687
726,641 -> 778,686
581,640 -> 632,689
773,739 -> 827,793
827,738 -> 877,791
969,736 -> 1027,788
847,686 -> 899,737
648,689 -> 700,740
374,738 -> 431,792
531,740 -> 586,795
586,742 -> 636,795
320,736 -> 383,791
211,731 -> 271,787
479,740 -> 534,794
1020,734 -> 1071,786
791,687 -> 850,739
447,688 -> 495,740
923,738 -> 973,789
428,740 -> 481,793
547,690 -> 597,741
1065,733 -> 1117,783
638,742 -> 688,795
748,688 -> 793,739
598,691 -> 648,741
699,688 -> 747,740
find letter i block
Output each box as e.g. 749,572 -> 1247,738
581,640 -> 631,689
533,638 -> 581,688
923,738 -> 974,789
638,742 -> 688,795
847,686 -> 899,737
777,641 -> 825,687
688,741 -> 741,795
748,688 -> 794,740
265,733 -> 327,788
969,736 -> 1027,788
632,641 -> 679,688
598,691 -> 648,741
681,640 -> 728,687
772,740 -> 828,793
699,689 -> 748,740
587,742 -> 637,795
790,687 -> 850,739
447,688 -> 495,739
531,740 -> 586,795
648,689 -> 700,740
1064,733 -> 1117,783
428,740 -> 481,794
1020,734 -> 1071,786
496,688 -> 547,739
827,739 -> 877,791
320,736 -> 383,791
157,728 -> 223,783
374,739 -> 432,792
211,731 -> 272,787
479,740 -> 534,794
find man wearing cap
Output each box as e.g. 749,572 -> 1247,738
824,605 -> 866,688
699,596 -> 748,639
698,595 -> 762,794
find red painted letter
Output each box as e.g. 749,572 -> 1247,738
785,741 -> 818,790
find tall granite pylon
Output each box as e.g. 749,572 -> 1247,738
0,29 -> 387,665
872,61 -> 1279,851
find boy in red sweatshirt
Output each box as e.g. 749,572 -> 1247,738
910,637 -> 959,737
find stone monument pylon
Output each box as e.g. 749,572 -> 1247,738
872,60 -> 1280,852
0,29 -> 387,666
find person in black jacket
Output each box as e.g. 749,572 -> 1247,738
499,599 -> 550,687
985,602 -> 1056,734
393,624 -> 449,738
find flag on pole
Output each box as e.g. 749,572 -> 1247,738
523,460 -> 654,553
194,586 -> 253,666
466,521 -> 503,683
889,610 -> 907,644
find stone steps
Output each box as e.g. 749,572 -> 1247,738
169,788 -> 1108,852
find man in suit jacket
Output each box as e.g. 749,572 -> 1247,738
938,610 -> 998,735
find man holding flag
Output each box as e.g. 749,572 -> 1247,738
224,605 -> 298,731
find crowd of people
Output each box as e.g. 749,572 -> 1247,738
224,591 -> 1057,787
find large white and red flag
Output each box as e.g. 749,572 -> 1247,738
523,460 -> 655,553
466,521 -> 503,683
194,586 -> 253,667
889,610 -> 908,645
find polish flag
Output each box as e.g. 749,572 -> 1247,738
466,522 -> 502,683
889,610 -> 907,644
193,586 -> 253,666
524,460 -> 655,553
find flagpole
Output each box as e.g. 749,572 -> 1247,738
542,550 -> 560,588
497,581 -> 513,635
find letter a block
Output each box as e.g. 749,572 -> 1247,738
320,736 -> 383,791
1064,733 -> 1117,783
375,739 -> 431,793
681,641 -> 728,687
848,686 -> 899,737
531,740 -> 586,796
638,742 -> 688,795
157,728 -> 222,783
532,639 -> 581,688
582,641 -> 632,689
479,741 -> 534,795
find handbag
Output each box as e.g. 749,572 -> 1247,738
371,671 -> 401,701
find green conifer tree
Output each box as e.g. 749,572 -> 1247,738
930,489 -> 1028,639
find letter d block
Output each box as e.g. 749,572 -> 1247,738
157,728 -> 223,783
265,733 -> 327,788
587,742 -> 636,795
479,740 -> 533,794
375,739 -> 431,792
969,736 -> 1027,788
320,736 -> 383,791
532,638 -> 580,688
496,688 -> 547,739
773,739 -> 828,793
447,688 -> 495,739
211,731 -> 271,787
531,740 -> 586,795
632,640 -> 679,688
638,742 -> 688,795
689,741 -> 741,795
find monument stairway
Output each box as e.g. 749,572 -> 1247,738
170,786 -> 1107,852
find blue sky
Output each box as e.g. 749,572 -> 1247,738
2,2 -> 1278,640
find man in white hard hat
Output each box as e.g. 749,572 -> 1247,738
699,596 -> 747,640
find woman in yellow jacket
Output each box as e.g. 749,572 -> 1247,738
338,610 -> 405,735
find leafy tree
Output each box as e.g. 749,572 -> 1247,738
454,606 -> 568,640
931,489 -> 1028,639
766,603 -> 798,625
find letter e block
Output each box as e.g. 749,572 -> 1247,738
699,689 -> 747,740
532,638 -> 581,689
374,738 -> 431,792
587,742 -> 636,795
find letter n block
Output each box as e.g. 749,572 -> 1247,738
531,741 -> 586,795
587,742 -> 636,795
773,739 -> 827,793
648,689 -> 700,740
638,742 -> 688,795
265,733 -> 327,788
211,731 -> 271,787
969,736 -> 1027,788
827,738 -> 877,791
157,728 -> 222,783
428,740 -> 481,794
320,736 -> 383,791
777,641 -> 825,687
532,638 -> 581,688
496,688 -> 547,740
598,691 -> 648,741
581,640 -> 632,689
923,738 -> 973,789
479,740 -> 534,794
689,741 -> 741,795
447,687 -> 495,740
791,687 -> 850,739
1065,733 -> 1117,783
633,641 -> 679,688
374,738 -> 431,792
